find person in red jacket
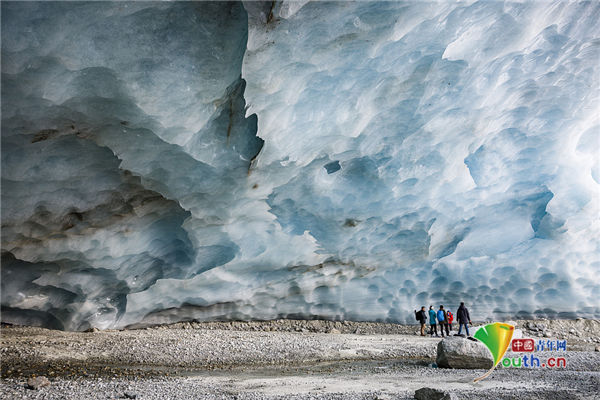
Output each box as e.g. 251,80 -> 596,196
446,310 -> 454,332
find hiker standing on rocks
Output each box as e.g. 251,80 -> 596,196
446,310 -> 454,332
437,305 -> 450,337
456,302 -> 472,336
414,306 -> 427,336
428,306 -> 438,337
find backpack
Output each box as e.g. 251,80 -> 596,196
415,311 -> 420,321
437,310 -> 445,322
447,311 -> 453,322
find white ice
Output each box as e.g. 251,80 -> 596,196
1,1 -> 599,330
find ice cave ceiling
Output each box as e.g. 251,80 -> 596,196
1,1 -> 599,330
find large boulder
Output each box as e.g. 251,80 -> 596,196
436,337 -> 494,369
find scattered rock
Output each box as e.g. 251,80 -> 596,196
328,328 -> 341,334
436,337 -> 493,369
595,346 -> 599,352
123,392 -> 137,399
26,376 -> 51,390
414,387 -> 457,400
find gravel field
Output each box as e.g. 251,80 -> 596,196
1,319 -> 599,399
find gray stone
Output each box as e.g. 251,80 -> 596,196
414,387 -> 457,400
26,376 -> 51,390
436,337 -> 494,369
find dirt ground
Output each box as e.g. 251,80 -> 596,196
1,319 -> 599,399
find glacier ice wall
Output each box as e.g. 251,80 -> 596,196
1,1 -> 599,330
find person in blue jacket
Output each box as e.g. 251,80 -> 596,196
428,305 -> 438,337
437,305 -> 449,337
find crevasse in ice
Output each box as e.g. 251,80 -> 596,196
1,1 -> 599,330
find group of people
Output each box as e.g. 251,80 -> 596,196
414,302 -> 472,337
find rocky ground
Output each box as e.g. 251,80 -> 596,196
1,319 -> 599,399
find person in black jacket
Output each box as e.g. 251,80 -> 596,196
457,302 -> 472,336
414,306 -> 427,336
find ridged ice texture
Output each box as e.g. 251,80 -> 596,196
2,1 -> 599,330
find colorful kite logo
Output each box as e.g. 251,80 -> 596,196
472,322 -> 515,382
